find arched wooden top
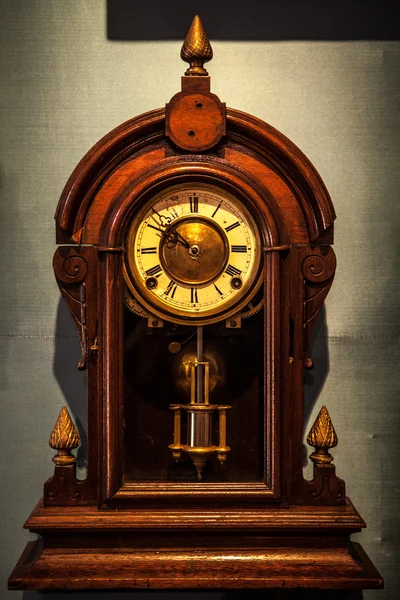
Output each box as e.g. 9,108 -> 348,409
55,108 -> 165,244
55,107 -> 335,245
226,109 -> 336,241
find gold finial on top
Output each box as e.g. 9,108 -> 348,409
307,405 -> 338,464
49,406 -> 80,465
181,15 -> 213,76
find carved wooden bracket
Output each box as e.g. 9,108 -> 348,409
303,462 -> 345,505
50,246 -> 98,506
43,464 -> 86,506
302,246 -> 336,368
53,246 -> 97,371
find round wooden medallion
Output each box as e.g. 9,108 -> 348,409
166,92 -> 225,152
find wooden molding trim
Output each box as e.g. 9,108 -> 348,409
55,108 -> 335,245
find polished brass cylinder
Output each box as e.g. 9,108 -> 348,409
187,410 -> 213,449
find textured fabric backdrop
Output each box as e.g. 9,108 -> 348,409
0,1 -> 399,599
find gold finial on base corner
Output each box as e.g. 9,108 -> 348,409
181,15 -> 213,76
49,406 -> 80,465
307,405 -> 338,464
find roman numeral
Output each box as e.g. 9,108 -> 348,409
225,221 -> 240,232
211,203 -> 221,218
164,280 -> 177,298
214,283 -> 223,296
191,287 -> 198,303
189,195 -> 199,213
225,264 -> 242,277
141,247 -> 157,254
231,245 -> 247,253
146,264 -> 162,277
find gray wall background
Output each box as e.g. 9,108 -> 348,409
0,1 -> 399,599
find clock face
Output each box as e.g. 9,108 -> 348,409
124,183 -> 262,324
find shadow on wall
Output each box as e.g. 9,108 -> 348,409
53,298 -> 88,479
303,305 -> 330,467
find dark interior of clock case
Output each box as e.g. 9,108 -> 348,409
123,302 -> 265,482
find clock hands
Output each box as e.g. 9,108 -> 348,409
166,225 -> 192,250
166,226 -> 201,263
148,222 -> 191,249
148,213 -> 193,251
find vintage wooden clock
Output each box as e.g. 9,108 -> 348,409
9,17 -> 383,590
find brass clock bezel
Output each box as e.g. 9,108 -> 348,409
123,181 -> 264,325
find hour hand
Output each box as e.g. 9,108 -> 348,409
164,225 -> 190,249
147,222 -> 190,249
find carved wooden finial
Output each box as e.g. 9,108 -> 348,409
181,15 -> 213,76
49,406 -> 80,465
307,405 -> 338,464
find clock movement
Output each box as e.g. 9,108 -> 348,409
9,16 -> 383,590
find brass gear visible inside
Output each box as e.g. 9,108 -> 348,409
125,286 -> 264,321
124,288 -> 148,318
241,288 -> 264,319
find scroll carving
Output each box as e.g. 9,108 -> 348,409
302,247 -> 336,368
53,248 -> 89,370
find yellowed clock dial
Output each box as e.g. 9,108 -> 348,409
124,183 -> 262,324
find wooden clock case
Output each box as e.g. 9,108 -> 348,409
9,18 -> 383,591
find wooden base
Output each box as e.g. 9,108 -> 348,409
9,539 -> 382,590
8,500 -> 383,590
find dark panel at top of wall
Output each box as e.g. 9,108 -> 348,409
107,0 -> 399,41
